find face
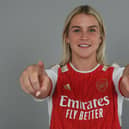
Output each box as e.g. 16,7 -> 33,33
66,14 -> 101,62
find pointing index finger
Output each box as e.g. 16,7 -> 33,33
38,60 -> 47,76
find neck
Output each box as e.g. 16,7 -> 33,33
71,57 -> 98,71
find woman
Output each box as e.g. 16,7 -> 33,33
20,5 -> 129,129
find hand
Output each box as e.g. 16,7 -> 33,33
120,64 -> 129,97
123,64 -> 129,77
20,61 -> 51,99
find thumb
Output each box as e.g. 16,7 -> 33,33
35,75 -> 51,98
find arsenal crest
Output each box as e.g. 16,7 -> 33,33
96,79 -> 108,92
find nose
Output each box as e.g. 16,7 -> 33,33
80,31 -> 88,40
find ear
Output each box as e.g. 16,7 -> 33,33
99,35 -> 104,45
100,33 -> 106,44
65,37 -> 70,44
99,36 -> 102,44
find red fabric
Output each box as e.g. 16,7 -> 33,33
50,63 -> 121,129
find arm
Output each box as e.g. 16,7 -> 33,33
119,64 -> 129,98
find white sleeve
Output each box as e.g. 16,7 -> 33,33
45,64 -> 59,96
112,66 -> 125,97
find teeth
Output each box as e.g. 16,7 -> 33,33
79,44 -> 89,47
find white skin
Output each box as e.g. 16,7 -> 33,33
20,14 -> 129,99
20,61 -> 51,99
66,14 -> 101,71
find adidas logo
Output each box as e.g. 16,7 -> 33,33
64,84 -> 71,91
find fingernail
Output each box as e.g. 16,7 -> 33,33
36,91 -> 41,97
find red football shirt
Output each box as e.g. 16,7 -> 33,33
45,63 -> 125,129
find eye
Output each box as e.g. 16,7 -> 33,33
89,28 -> 96,32
73,29 -> 80,32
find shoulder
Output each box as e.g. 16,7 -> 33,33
101,63 -> 124,72
47,64 -> 60,72
45,64 -> 60,78
99,64 -> 124,79
112,63 -> 125,76
110,63 -> 125,84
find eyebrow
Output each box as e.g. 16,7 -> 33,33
88,25 -> 98,28
71,25 -> 98,29
71,26 -> 81,29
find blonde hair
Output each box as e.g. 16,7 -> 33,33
60,5 -> 106,66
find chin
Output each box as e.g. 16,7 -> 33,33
78,55 -> 90,59
78,53 -> 96,59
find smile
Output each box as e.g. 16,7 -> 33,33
78,44 -> 91,48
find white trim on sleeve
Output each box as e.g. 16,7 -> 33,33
112,66 -> 125,126
45,64 -> 59,96
113,66 -> 125,97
